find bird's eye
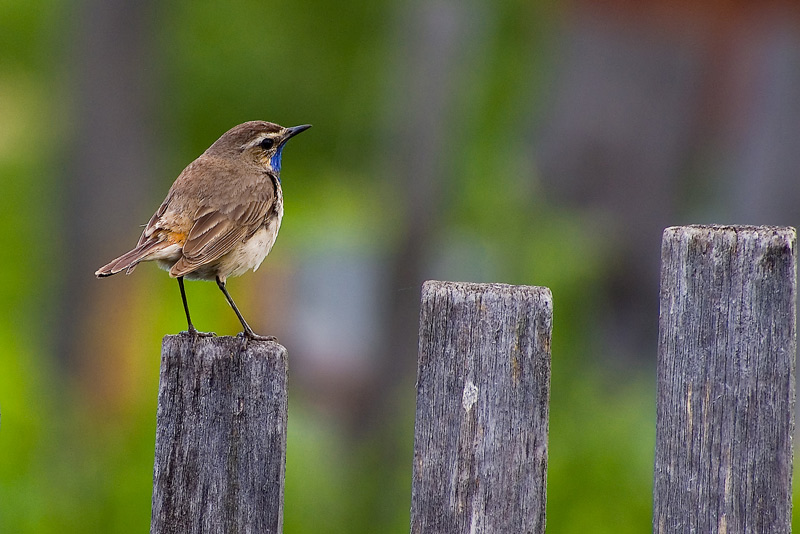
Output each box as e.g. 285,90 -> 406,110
259,137 -> 274,150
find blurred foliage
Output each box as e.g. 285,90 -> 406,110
1,0 -> 797,533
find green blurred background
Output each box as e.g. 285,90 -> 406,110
2,0 -> 800,531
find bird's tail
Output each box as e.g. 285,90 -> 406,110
95,240 -> 171,278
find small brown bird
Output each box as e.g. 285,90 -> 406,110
95,120 -> 311,340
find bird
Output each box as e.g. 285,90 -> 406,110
95,120 -> 311,341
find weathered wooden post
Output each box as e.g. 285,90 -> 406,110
410,281 -> 552,534
150,335 -> 288,534
654,225 -> 796,533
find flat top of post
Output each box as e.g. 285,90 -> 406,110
422,280 -> 552,299
162,334 -> 287,358
664,224 -> 796,242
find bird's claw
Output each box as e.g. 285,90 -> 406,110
236,331 -> 277,343
182,327 -> 216,338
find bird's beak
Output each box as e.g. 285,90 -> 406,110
284,124 -> 312,140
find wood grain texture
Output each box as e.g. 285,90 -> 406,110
411,281 -> 552,534
654,225 -> 796,534
151,335 -> 288,534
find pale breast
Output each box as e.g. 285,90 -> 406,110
210,200 -> 284,282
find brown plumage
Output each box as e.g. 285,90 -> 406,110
96,120 -> 311,340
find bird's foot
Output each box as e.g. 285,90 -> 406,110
236,331 -> 277,343
182,326 -> 216,338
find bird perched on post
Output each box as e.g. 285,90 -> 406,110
95,120 -> 311,340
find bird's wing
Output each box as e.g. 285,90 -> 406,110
168,199 -> 273,278
136,195 -> 173,247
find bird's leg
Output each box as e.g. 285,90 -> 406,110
215,276 -> 276,342
178,276 -> 214,337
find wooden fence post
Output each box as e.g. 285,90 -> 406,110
653,225 -> 796,533
150,335 -> 288,534
410,281 -> 552,534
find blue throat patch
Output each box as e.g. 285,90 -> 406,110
270,144 -> 286,176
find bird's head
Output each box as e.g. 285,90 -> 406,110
206,121 -> 311,177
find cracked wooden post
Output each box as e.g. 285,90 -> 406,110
410,281 -> 552,534
654,225 -> 796,533
150,335 -> 288,534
